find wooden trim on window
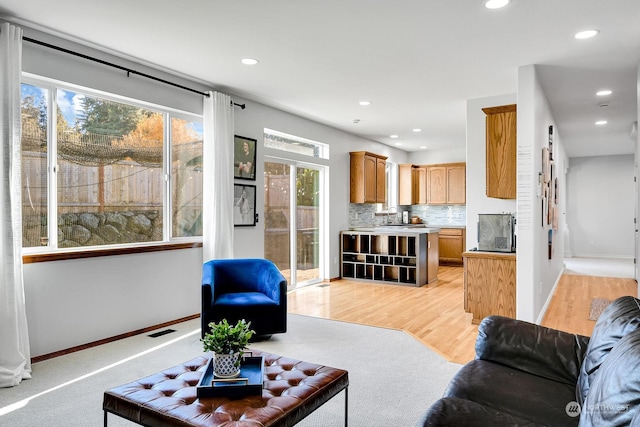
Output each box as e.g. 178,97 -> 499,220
22,242 -> 202,264
31,313 -> 200,364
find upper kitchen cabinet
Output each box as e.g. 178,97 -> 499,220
427,163 -> 466,205
398,164 -> 426,205
350,151 -> 387,203
482,104 -> 517,199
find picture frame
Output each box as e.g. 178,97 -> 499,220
234,135 -> 257,180
234,184 -> 256,226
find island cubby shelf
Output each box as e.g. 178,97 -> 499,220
340,231 -> 427,287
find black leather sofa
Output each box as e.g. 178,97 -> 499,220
418,295 -> 640,426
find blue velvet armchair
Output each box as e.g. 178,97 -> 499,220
201,258 -> 287,339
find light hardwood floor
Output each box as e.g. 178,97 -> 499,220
287,266 -> 637,364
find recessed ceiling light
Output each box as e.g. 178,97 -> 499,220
395,142 -> 402,146
595,120 -> 608,126
390,135 -> 399,139
359,101 -> 372,106
420,146 -> 427,150
484,0 -> 510,9
596,90 -> 612,96
412,128 -> 422,133
575,29 -> 599,39
241,58 -> 259,65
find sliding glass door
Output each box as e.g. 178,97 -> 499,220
264,159 -> 323,288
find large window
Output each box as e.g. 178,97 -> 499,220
21,77 -> 203,251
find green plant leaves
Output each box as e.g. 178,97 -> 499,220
201,319 -> 255,354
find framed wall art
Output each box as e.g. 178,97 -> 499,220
234,135 -> 257,180
234,184 -> 256,226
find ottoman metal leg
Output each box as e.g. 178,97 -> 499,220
344,387 -> 349,427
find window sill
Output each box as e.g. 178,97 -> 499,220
22,242 -> 202,264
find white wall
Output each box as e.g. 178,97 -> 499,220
566,155 -> 635,258
516,65 -> 566,322
23,248 -> 202,357
17,23 -> 410,357
466,94 -> 517,250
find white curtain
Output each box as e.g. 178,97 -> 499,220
0,22 -> 31,387
203,91 -> 234,261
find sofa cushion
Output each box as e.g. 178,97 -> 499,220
416,397 -> 541,427
578,328 -> 640,427
214,292 -> 278,306
444,360 -> 579,427
576,296 -> 640,405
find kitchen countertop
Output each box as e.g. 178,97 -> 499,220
346,225 -> 441,234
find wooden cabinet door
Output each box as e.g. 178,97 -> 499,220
375,157 -> 386,203
447,165 -> 466,204
414,166 -> 427,204
427,166 -> 447,204
464,253 -> 516,324
483,104 -> 517,199
364,154 -> 378,203
398,164 -> 413,205
438,228 -> 464,265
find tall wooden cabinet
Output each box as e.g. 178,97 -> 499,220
482,104 -> 517,199
350,151 -> 387,203
426,163 -> 466,205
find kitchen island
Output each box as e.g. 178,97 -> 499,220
340,227 -> 440,287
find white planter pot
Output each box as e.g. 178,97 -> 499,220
213,352 -> 241,378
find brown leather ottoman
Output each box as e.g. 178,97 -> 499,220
103,349 -> 349,427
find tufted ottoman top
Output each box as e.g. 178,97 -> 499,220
103,349 -> 349,427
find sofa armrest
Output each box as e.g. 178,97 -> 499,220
257,263 -> 287,304
475,315 -> 590,386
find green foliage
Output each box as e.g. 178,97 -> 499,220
296,168 -> 319,207
201,319 -> 255,355
78,97 -> 143,138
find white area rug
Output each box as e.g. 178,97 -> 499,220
0,314 -> 460,427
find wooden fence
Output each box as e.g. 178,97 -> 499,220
22,151 -> 202,214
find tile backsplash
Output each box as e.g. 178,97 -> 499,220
348,204 -> 466,227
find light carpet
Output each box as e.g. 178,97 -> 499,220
0,314 -> 461,427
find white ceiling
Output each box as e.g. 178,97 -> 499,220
1,0 -> 639,157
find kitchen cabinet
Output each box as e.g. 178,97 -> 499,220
398,164 -> 427,205
482,104 -> 517,199
463,251 -> 516,324
350,151 -> 387,203
438,228 -> 466,265
414,166 -> 427,204
426,162 -> 466,205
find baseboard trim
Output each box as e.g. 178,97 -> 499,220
31,313 -> 200,364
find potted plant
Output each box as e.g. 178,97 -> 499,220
201,318 -> 255,378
